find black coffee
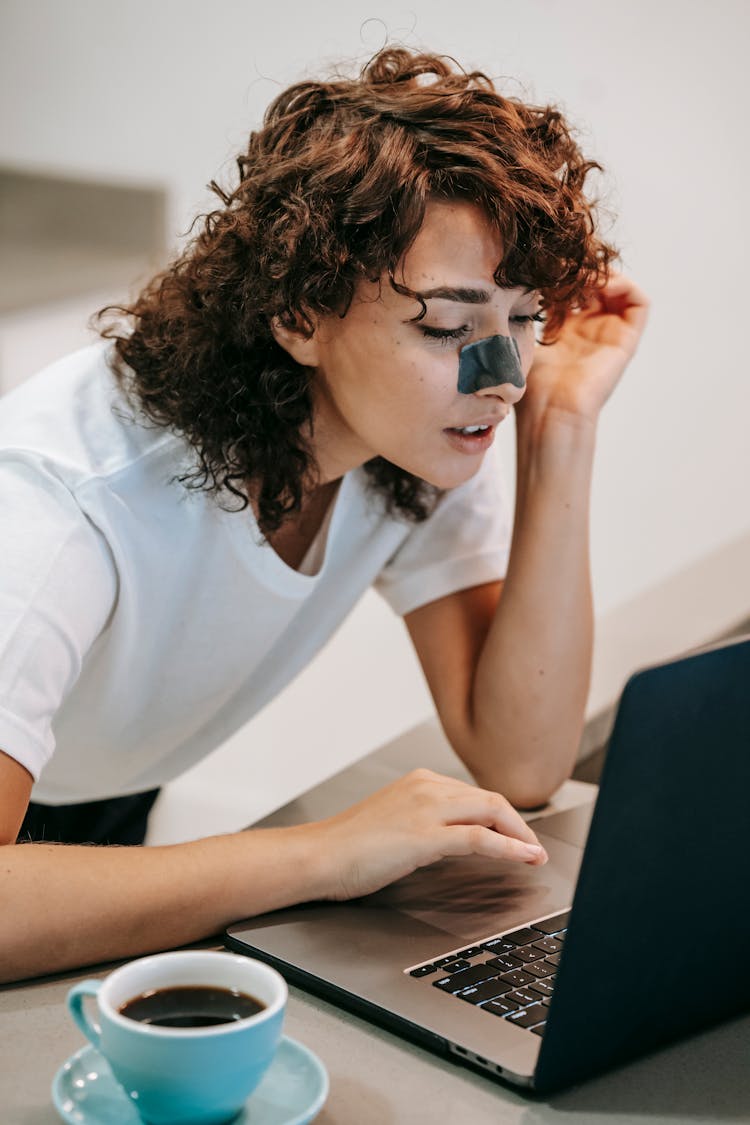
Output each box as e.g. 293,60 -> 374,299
119,985 -> 265,1028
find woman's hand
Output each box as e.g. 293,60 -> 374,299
310,768 -> 548,901
522,272 -> 650,426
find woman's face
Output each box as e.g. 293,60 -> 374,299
307,198 -> 541,489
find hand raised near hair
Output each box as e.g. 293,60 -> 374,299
524,272 -> 650,425
310,768 -> 548,902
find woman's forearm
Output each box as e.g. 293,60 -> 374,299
468,409 -> 596,806
0,825 -> 324,983
0,767 -> 551,983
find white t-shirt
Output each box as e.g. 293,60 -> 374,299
0,343 -> 511,804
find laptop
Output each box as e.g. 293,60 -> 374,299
226,636 -> 750,1094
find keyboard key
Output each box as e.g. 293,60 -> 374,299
481,937 -> 517,956
530,1024 -> 546,1036
456,979 -> 513,1005
505,988 -> 538,1006
499,969 -> 535,988
432,964 -> 500,993
505,1003 -> 547,1029
532,936 -> 562,955
482,998 -> 520,1018
443,959 -> 471,973
524,959 -> 557,979
528,980 -> 555,998
532,912 -> 570,935
409,964 -> 437,978
485,954 -> 522,973
545,952 -> 562,967
435,955 -> 464,967
455,947 -> 483,959
504,927 -> 542,946
507,944 -> 546,963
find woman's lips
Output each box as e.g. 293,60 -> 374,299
443,423 -> 497,454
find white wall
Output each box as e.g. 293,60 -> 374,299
3,0 -> 748,615
2,1 -> 749,832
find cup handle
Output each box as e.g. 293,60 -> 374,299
67,980 -> 103,1049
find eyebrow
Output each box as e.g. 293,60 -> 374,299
417,286 -> 493,305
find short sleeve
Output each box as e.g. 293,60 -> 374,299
0,455 -> 117,780
374,444 -> 512,616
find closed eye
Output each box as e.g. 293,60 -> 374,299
511,312 -> 545,325
420,312 -> 545,345
420,324 -> 472,344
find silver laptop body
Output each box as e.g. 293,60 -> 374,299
227,637 -> 750,1093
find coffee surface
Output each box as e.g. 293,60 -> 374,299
119,985 -> 265,1028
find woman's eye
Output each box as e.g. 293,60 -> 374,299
420,324 -> 472,344
420,313 -> 545,345
511,312 -> 546,326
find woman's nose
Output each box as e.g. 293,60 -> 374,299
457,333 -> 527,405
475,376 -> 526,406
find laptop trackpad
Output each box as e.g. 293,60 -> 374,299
362,832 -> 583,946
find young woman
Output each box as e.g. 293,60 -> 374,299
0,48 -> 647,981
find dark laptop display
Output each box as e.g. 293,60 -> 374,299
227,637 -> 750,1093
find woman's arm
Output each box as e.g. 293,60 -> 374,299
406,274 -> 650,808
0,752 -> 547,983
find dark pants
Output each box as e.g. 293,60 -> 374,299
17,789 -> 160,845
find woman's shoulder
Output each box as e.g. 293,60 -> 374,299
0,341 -> 183,491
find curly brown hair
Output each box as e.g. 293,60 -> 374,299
99,47 -> 616,533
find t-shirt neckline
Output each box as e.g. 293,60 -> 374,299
222,471 -> 354,596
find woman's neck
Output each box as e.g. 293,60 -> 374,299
255,478 -> 341,571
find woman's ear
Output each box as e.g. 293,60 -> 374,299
270,316 -> 320,368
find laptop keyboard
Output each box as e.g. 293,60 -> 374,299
407,910 -> 569,1038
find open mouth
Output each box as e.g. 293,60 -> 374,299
446,424 -> 492,436
443,423 -> 497,453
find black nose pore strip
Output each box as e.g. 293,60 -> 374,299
457,334 -> 525,395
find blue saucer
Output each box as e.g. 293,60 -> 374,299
52,1035 -> 328,1125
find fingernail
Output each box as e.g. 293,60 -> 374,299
521,843 -> 547,863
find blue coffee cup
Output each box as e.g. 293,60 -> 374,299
67,950 -> 286,1125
